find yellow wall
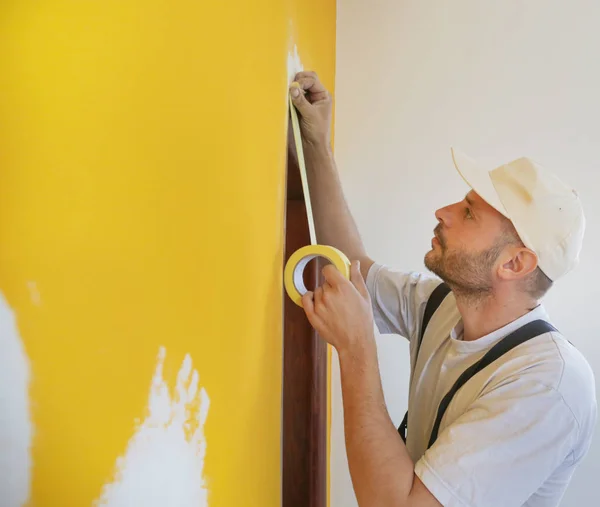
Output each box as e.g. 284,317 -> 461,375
0,1 -> 335,506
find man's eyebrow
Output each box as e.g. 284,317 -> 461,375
465,194 -> 475,207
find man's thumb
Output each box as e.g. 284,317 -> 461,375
290,83 -> 311,115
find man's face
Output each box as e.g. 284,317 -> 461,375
425,191 -> 515,295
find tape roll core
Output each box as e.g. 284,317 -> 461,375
284,245 -> 351,307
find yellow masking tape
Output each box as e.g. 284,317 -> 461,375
288,88 -> 317,245
284,245 -> 351,307
284,85 -> 351,307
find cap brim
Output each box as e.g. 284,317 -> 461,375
450,147 -> 509,218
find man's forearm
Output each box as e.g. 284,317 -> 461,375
338,340 -> 416,507
303,143 -> 370,266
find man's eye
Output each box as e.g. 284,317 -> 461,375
465,208 -> 473,219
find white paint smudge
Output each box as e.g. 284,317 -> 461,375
0,292 -> 33,507
287,44 -> 304,84
95,347 -> 210,507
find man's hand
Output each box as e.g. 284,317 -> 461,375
301,261 -> 375,354
289,71 -> 333,148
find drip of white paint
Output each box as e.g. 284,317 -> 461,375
0,292 -> 33,507
95,347 -> 210,507
287,44 -> 304,84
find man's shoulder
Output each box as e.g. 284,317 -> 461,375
367,263 -> 440,284
548,332 -> 597,421
366,263 -> 451,339
513,331 -> 594,390
367,263 -> 443,301
509,330 -> 597,434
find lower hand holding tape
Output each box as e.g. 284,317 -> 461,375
284,245 -> 351,307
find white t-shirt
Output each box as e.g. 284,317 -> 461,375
366,263 -> 597,507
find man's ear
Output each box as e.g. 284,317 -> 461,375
497,247 -> 538,282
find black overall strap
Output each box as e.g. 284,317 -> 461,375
427,319 -> 558,448
398,282 -> 451,442
417,283 -> 452,357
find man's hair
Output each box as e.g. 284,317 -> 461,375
502,220 -> 553,300
525,266 -> 553,300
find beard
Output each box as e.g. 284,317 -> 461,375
425,225 -> 505,298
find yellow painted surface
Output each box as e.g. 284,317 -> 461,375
0,0 -> 335,506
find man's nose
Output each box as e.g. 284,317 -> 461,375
435,204 -> 453,227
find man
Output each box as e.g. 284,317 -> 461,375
289,71 -> 597,507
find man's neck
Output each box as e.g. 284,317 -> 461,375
454,289 -> 539,342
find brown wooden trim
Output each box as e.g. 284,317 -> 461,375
282,120 -> 327,507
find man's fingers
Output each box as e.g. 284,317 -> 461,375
295,70 -> 318,80
314,285 -> 324,309
301,291 -> 324,330
322,264 -> 346,287
290,83 -> 313,115
350,260 -> 369,298
322,261 -> 369,298
293,71 -> 322,90
302,290 -> 314,311
292,75 -> 330,104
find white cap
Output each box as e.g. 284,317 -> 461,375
450,148 -> 585,281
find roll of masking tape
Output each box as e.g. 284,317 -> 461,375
284,244 -> 351,307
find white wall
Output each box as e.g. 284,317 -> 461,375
331,1 -> 600,506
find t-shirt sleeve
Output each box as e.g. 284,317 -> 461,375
414,375 -> 581,507
365,263 -> 442,341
